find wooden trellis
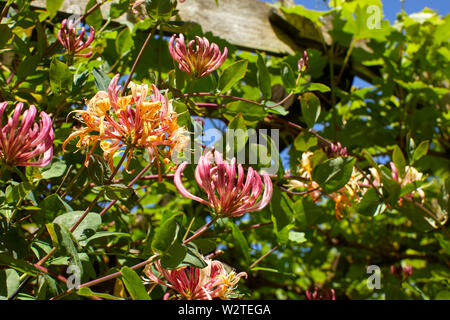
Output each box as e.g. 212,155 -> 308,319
29,0 -> 378,83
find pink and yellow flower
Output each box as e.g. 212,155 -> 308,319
169,33 -> 228,78
0,102 -> 53,167
143,257 -> 247,300
63,74 -> 187,174
174,150 -> 273,217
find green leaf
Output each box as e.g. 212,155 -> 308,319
49,58 -> 72,94
312,157 -> 356,194
39,158 -> 67,180
0,24 -> 13,49
17,55 -> 40,81
226,113 -> 248,155
46,0 -> 64,19
288,231 -> 306,244
399,201 -> 435,232
356,188 -> 380,216
5,181 -> 34,204
270,187 -> 294,245
412,140 -> 429,164
160,240 -> 187,269
256,53 -> 271,100
77,287 -> 124,300
379,167 -> 401,206
109,0 -> 129,19
85,0 -> 103,31
218,60 -> 248,93
53,211 -> 102,242
0,253 -> 40,276
392,145 -> 406,178
38,194 -> 73,224
115,27 -> 133,56
294,132 -> 318,151
79,231 -> 131,247
0,269 -> 19,299
300,197 -> 327,226
280,62 -> 296,91
102,184 -> 133,201
92,67 -> 111,92
120,266 -> 151,300
231,224 -> 250,265
172,100 -> 191,130
182,244 -> 208,269
87,153 -> 112,186
160,242 -> 208,270
280,5 -> 330,27
300,92 -> 321,128
151,213 -> 181,254
265,105 -> 289,116
250,267 -> 295,277
362,150 -> 379,170
294,82 -> 331,94
45,223 -> 83,277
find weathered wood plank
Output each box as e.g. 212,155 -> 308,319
29,0 -> 319,55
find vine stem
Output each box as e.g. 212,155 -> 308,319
249,246 -> 278,269
336,37 -> 356,86
122,23 -> 160,95
60,165 -> 85,198
183,216 -> 218,244
203,222 -> 273,238
69,146 -> 131,233
50,254 -> 161,300
182,92 -> 291,109
99,161 -> 153,217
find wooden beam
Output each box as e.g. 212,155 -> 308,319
29,0 -> 322,55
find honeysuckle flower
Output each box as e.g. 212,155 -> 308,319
389,161 -> 425,204
174,150 -> 273,217
169,33 -> 228,78
63,74 -> 185,173
143,257 -> 247,300
0,102 -> 53,167
305,287 -> 336,300
57,18 -> 95,58
288,151 -> 363,220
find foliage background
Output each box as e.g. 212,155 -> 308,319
0,0 -> 449,300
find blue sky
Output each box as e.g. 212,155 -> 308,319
262,0 -> 450,22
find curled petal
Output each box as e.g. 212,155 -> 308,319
174,161 -> 212,207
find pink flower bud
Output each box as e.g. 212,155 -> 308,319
298,50 -> 309,74
329,142 -> 348,157
57,18 -> 95,57
0,102 -> 54,167
169,33 -> 228,78
390,161 -> 399,181
305,287 -> 336,300
391,264 -> 413,281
